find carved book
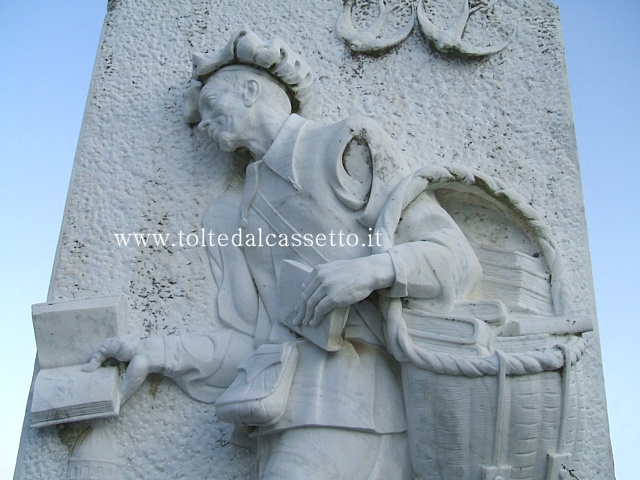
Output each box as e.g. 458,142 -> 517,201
31,365 -> 121,428
278,259 -> 349,352
476,246 -> 554,315
402,300 -> 506,356
30,296 -> 127,428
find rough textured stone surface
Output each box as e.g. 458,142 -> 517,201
15,0 -> 613,478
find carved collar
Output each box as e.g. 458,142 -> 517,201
240,114 -> 308,227
260,114 -> 307,187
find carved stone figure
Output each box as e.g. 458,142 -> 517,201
83,30 -> 590,479
85,29 -> 482,479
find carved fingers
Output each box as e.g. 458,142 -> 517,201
293,260 -> 364,327
83,336 -> 166,405
292,254 -> 395,327
82,337 -> 137,372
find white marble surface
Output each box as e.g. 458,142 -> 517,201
8,1 -> 616,478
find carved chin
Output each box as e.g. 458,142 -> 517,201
215,134 -> 238,153
216,141 -> 234,152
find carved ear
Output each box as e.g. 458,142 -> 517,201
243,79 -> 261,107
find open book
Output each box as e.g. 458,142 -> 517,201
30,296 -> 127,428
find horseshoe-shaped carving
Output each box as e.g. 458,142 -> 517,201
417,0 -> 514,58
337,0 -> 415,54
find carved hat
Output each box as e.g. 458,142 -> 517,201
184,29 -> 314,123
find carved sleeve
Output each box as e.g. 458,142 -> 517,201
333,117 -> 480,309
160,330 -> 254,403
155,189 -> 259,403
384,189 -> 482,311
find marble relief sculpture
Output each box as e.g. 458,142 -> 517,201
337,0 -> 515,57
336,0 -> 416,53
83,30 -> 591,479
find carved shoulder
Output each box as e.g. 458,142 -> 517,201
341,132 -> 374,205
331,116 -> 393,210
337,116 -> 413,224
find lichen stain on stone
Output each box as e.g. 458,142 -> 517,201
148,373 -> 163,400
107,0 -> 118,13
56,422 -> 89,455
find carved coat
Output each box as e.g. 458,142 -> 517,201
162,114 -> 481,435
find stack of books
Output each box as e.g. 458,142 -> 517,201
476,246 -> 553,315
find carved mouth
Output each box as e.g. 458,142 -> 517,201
208,125 -> 220,139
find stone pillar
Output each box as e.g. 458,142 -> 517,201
14,1 -> 613,478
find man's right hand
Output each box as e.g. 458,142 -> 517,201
83,336 -> 166,404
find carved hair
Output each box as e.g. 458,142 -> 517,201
184,30 -> 313,124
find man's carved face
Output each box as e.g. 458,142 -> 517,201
197,77 -> 249,153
